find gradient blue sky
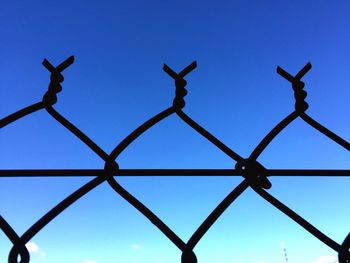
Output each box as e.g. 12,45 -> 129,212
0,1 -> 349,263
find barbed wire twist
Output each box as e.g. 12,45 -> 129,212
0,56 -> 349,263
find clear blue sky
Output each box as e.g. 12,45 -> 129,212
0,1 -> 349,263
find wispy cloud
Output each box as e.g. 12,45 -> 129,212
25,242 -> 46,257
312,255 -> 338,263
130,243 -> 142,250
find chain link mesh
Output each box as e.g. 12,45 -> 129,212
1,56 -> 349,263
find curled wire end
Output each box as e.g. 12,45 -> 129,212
42,59 -> 54,71
338,233 -> 350,263
179,61 -> 197,77
163,64 -> 178,79
59,55 -> 75,70
276,66 -> 294,82
295,62 -> 312,80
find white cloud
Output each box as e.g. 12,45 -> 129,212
83,260 -> 97,263
130,243 -> 142,250
312,255 -> 338,263
25,242 -> 46,257
26,242 -> 39,253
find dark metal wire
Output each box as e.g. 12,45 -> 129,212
1,169 -> 350,177
0,57 -> 349,263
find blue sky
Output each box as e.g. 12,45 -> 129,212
0,1 -> 349,263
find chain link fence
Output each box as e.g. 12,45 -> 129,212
1,56 -> 349,263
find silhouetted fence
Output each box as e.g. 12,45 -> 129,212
1,56 -> 349,263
